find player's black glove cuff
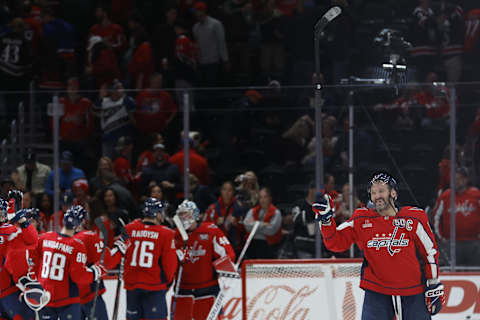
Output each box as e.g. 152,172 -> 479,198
20,220 -> 31,229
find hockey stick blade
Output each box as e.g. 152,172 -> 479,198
173,215 -> 189,242
314,6 -> 342,34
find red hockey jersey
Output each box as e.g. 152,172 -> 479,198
110,220 -> 177,291
321,206 -> 439,296
74,230 -> 106,303
432,187 -> 480,240
0,223 -> 38,298
35,232 -> 96,307
174,222 -> 235,290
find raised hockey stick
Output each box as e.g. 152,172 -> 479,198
206,221 -> 260,320
171,215 -> 189,320
112,218 -> 128,320
314,6 -> 342,36
90,217 -> 109,320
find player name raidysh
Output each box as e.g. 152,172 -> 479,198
132,230 -> 159,239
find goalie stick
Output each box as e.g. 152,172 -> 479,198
206,220 -> 260,320
90,217 -> 109,320
171,215 -> 189,320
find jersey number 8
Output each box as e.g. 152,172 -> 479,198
41,252 -> 66,281
130,240 -> 154,268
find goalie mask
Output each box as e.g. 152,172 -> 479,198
176,200 -> 200,230
17,275 -> 51,312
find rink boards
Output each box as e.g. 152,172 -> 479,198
102,272 -> 480,320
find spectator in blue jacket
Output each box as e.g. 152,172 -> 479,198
45,151 -> 86,196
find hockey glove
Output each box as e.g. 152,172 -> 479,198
10,208 -> 30,228
8,190 -> 23,212
90,264 -> 107,281
425,279 -> 445,315
113,239 -> 127,255
312,193 -> 334,225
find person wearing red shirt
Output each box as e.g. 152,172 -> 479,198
169,141 -> 210,186
432,167 -> 480,266
136,133 -> 169,174
89,4 -> 126,56
109,198 -> 177,320
85,36 -> 121,88
313,172 -> 444,319
173,200 -> 235,320
135,74 -> 178,136
113,136 -> 135,188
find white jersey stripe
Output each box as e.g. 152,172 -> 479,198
213,236 -> 227,257
416,222 -> 438,279
433,200 -> 444,239
337,220 -> 354,231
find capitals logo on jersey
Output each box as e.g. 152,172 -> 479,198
186,240 -> 206,263
366,218 -> 412,256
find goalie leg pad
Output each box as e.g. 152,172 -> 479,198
193,296 -> 216,320
173,296 -> 194,320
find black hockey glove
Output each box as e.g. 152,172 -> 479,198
425,279 -> 445,315
312,193 -> 334,225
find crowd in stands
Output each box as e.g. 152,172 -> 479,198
1,0 -> 480,263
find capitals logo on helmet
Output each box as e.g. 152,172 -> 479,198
63,205 -> 87,229
176,200 -> 200,230
142,198 -> 164,218
367,172 -> 399,200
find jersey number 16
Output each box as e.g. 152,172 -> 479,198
130,240 -> 154,268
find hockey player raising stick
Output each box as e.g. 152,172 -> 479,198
108,197 -> 177,320
34,205 -> 106,320
172,200 -> 235,320
313,172 -> 444,320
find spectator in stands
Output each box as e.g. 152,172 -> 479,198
126,14 -> 155,89
113,136 -> 135,188
22,191 -> 33,208
135,74 -> 178,138
72,178 -> 90,213
57,77 -> 95,173
290,182 -> 319,258
37,6 -> 75,90
101,170 -> 138,218
192,1 -> 230,87
437,1 -> 464,82
99,187 -> 130,234
152,6 -> 177,83
94,79 -> 136,158
333,183 -> 365,225
432,167 -> 480,266
409,0 -> 438,81
302,116 -> 339,170
140,143 -> 181,203
174,18 -> 197,104
36,192 -> 52,231
11,150 -> 51,197
244,187 -> 283,259
205,181 -> 246,255
89,156 -> 115,196
89,4 -> 126,57
188,173 -> 215,213
45,150 -> 86,196
85,36 -> 121,89
169,135 -> 211,186
136,133 -> 169,174
0,179 -> 13,199
234,170 -> 260,210
280,114 -> 314,165
0,18 -> 34,123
